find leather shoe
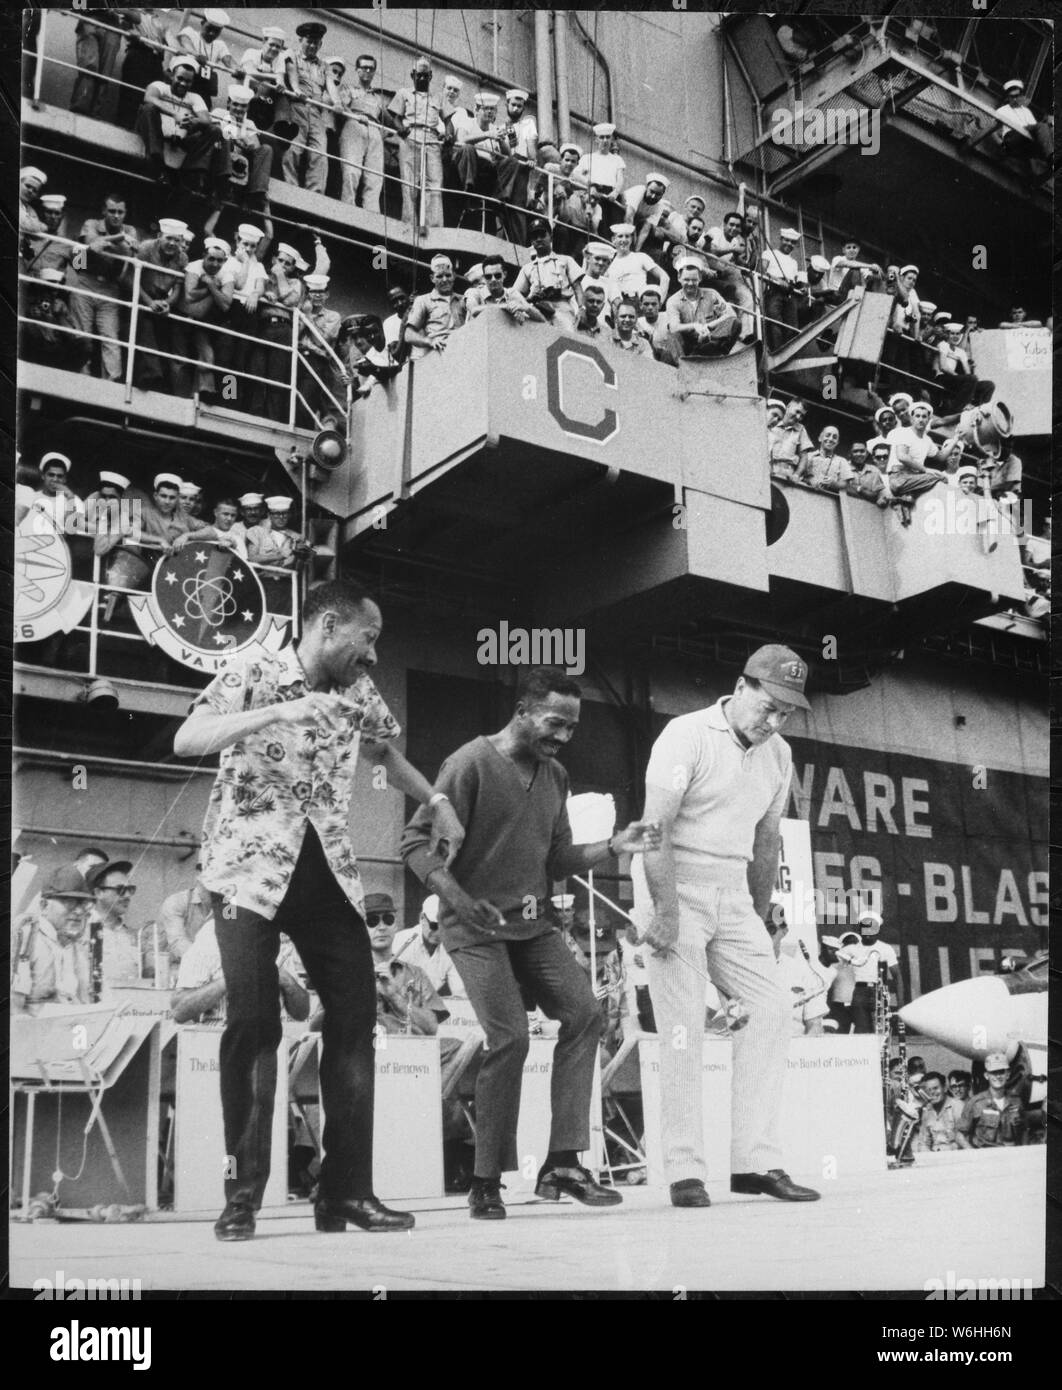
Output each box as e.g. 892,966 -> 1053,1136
730,1169 -> 820,1202
469,1177 -> 506,1220
535,1163 -> 622,1206
314,1195 -> 415,1233
670,1179 -> 711,1208
214,1196 -> 256,1241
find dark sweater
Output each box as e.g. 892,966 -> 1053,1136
401,735 -> 584,951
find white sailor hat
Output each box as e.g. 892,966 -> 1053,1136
645,171 -> 670,188
178,480 -> 202,497
684,194 -> 707,210
237,223 -> 264,242
266,496 -> 293,510
676,255 -> 706,272
238,492 -> 265,506
154,472 -> 183,489
611,223 -> 636,237
464,263 -> 485,284
809,254 -> 830,271
181,229 -> 196,245
442,75 -> 463,90
303,274 -> 330,291
323,55 -> 346,72
203,236 -> 231,256
945,321 -> 964,333
227,83 -> 254,102
888,392 -> 913,410
932,309 -> 950,322
169,53 -> 200,74
919,300 -> 937,315
20,166 -> 47,186
1002,78 -> 1025,94
767,398 -> 787,411
262,26 -> 286,42
955,465 -> 978,481
585,242 -> 615,259
505,87 -> 529,102
203,9 -> 230,27
559,142 -> 582,157
158,217 -> 189,237
899,263 -> 919,277
39,194 -> 67,210
779,227 -> 801,241
874,406 -> 895,425
37,267 -> 67,285
430,253 -> 454,269
99,471 -> 131,490
276,242 -> 301,262
40,451 -> 71,472
592,121 -> 616,136
475,92 -> 500,107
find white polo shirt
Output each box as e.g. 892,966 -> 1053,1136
646,697 -> 792,886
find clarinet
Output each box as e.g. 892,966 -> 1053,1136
89,914 -> 104,1003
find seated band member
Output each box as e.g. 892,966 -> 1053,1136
401,666 -> 660,1221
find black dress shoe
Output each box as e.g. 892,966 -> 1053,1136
469,1177 -> 506,1220
214,1196 -> 256,1241
670,1179 -> 712,1208
730,1169 -> 820,1202
314,1195 -> 415,1233
535,1163 -> 623,1206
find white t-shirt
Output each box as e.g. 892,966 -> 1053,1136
995,102 -> 1038,132
605,250 -> 659,301
844,938 -> 898,986
573,151 -> 625,194
887,426 -> 941,475
762,247 -> 799,283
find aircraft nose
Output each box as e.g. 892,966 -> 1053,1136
899,976 -> 1009,1057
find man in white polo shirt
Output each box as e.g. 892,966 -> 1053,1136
640,644 -> 821,1208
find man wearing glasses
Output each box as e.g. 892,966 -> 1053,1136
957,1053 -> 1028,1148
464,255 -> 545,324
11,866 -> 95,1014
335,55 -> 385,213
87,859 -> 142,992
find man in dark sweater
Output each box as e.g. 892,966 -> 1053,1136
401,666 -> 660,1220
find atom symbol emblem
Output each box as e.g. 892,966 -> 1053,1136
182,569 -> 237,628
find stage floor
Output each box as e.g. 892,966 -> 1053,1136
10,1148 -> 1044,1295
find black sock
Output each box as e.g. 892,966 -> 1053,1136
545,1149 -> 578,1169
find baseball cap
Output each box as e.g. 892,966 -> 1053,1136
88,860 -> 133,889
421,894 -> 440,923
363,892 -> 395,913
742,644 -> 810,710
41,866 -> 95,900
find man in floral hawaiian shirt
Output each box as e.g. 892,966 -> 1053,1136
174,578 -> 465,1242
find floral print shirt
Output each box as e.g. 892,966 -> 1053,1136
194,645 -> 400,920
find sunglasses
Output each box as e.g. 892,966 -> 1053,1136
100,884 -> 137,897
366,912 -> 396,927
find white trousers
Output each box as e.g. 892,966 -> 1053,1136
646,880 -> 791,1182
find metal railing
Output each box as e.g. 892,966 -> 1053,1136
17,532 -> 302,685
19,247 -> 351,432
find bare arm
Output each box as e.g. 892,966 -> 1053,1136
171,978 -> 226,1023
640,783 -> 685,950
173,691 -> 351,758
360,738 -> 465,865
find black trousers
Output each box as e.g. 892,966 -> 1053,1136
850,981 -> 877,1034
212,826 -> 376,1206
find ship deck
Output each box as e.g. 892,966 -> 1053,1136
9,1147 -> 1044,1294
